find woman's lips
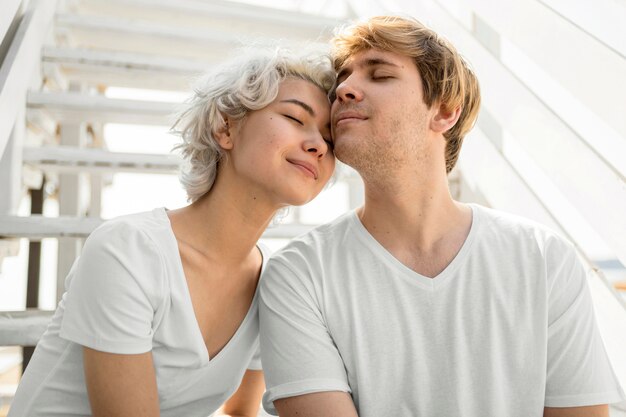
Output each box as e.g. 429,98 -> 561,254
287,159 -> 318,179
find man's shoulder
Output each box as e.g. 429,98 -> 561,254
472,204 -> 574,255
270,211 -> 356,265
476,204 -> 555,234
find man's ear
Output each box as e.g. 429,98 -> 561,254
430,104 -> 462,134
214,117 -> 234,150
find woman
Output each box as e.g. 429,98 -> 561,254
9,48 -> 335,417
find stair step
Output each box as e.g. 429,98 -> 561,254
42,47 -> 207,90
27,91 -> 178,125
55,13 -> 328,61
0,215 -> 104,239
0,310 -> 54,346
0,215 -> 314,240
69,0 -> 343,37
22,146 -> 182,174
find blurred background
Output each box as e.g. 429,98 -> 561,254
0,0 -> 624,415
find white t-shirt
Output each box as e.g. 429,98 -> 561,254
10,208 -> 267,417
259,204 -> 625,416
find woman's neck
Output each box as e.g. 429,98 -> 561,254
168,173 -> 279,266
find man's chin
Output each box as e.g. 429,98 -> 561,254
332,142 -> 351,164
334,142 -> 364,170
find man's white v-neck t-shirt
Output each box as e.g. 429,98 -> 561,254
260,204 -> 625,416
10,208 -> 267,417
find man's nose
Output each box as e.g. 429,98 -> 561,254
335,77 -> 363,102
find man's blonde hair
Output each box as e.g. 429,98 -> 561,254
332,16 -> 481,173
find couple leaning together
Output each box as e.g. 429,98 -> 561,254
10,15 -> 624,417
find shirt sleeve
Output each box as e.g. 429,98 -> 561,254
259,257 -> 351,415
59,220 -> 164,354
544,239 -> 625,407
247,343 -> 262,371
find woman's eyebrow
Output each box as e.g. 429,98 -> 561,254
280,99 -> 315,117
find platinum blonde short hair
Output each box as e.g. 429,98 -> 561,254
172,47 -> 336,202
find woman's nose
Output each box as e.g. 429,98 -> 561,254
304,134 -> 329,159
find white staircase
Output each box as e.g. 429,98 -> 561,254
0,1 -> 354,413
0,0 -> 354,354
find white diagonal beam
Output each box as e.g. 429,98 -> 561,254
0,0 -> 58,158
0,0 -> 21,43
465,0 -> 626,139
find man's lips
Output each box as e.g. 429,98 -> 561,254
334,111 -> 367,126
287,159 -> 318,179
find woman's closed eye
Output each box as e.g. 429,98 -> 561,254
284,114 -> 303,125
284,112 -> 332,151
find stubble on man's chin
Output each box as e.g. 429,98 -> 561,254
334,122 -> 428,186
334,135 -> 409,181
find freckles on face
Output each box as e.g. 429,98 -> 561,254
228,78 -> 334,205
274,79 -> 334,198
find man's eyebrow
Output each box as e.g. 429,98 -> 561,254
363,58 -> 401,68
280,99 -> 315,117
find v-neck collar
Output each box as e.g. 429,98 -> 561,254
348,204 -> 481,290
157,207 -> 265,367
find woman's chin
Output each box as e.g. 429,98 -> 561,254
286,197 -> 312,207
280,192 -> 317,208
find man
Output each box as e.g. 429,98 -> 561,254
259,16 -> 625,417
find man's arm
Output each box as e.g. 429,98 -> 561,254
274,392 -> 359,417
544,404 -> 609,417
83,347 -> 160,417
215,369 -> 265,417
543,238 -> 625,409
260,259 -> 354,415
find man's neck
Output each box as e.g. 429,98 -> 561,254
357,173 -> 473,278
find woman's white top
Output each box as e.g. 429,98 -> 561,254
9,208 -> 267,417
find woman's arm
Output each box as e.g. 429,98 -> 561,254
215,369 -> 265,417
83,347 -> 160,417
